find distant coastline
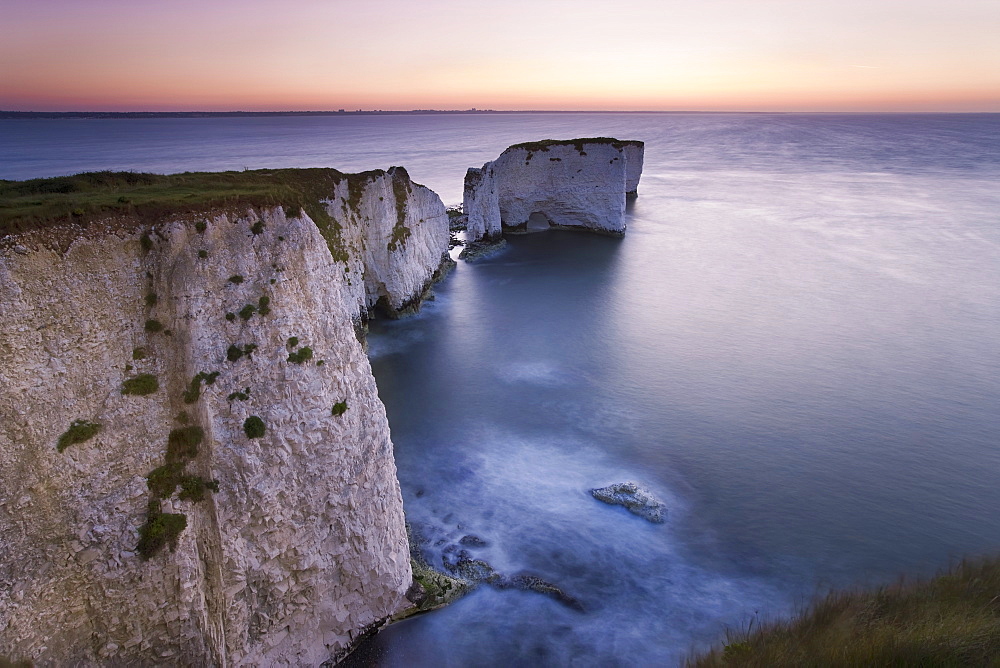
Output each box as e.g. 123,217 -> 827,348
1,109 -> 685,119
2,110 -> 993,120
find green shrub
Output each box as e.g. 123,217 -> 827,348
122,373 -> 158,396
287,346 -> 313,364
198,249 -> 208,259
182,371 -> 220,404
56,419 -> 101,452
317,360 -> 325,366
243,416 -> 266,439
136,504 -> 187,560
195,220 -> 207,233
287,336 -> 299,348
331,401 -> 348,417
226,343 -> 256,362
166,425 -> 204,462
145,292 -> 157,307
178,475 -> 219,502
238,304 -> 256,320
140,233 -> 153,253
132,346 -> 147,360
227,387 -> 251,401
144,319 -> 164,333
251,221 -> 265,235
257,295 -> 271,316
146,462 -> 184,498
228,275 -> 244,284
225,312 -> 236,321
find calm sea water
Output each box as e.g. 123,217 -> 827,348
3,113 -> 1000,665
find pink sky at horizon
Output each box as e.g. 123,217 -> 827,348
2,0 -> 999,113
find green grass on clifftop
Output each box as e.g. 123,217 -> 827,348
0,168 -> 400,240
690,556 -> 1000,667
505,137 -> 643,154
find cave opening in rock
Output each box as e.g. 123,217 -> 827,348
526,211 -> 552,231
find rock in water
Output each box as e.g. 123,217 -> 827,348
463,137 -> 644,241
590,482 -> 667,523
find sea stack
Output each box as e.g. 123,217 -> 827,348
463,138 -> 644,241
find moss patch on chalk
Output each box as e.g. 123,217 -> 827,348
56,419 -> 101,453
122,373 -> 159,396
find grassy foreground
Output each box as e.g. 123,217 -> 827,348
690,556 -> 1000,667
0,168 -> 384,237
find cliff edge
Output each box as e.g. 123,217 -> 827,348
0,168 -> 449,665
463,138 -> 644,241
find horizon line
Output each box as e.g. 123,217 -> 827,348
3,109 -> 1000,117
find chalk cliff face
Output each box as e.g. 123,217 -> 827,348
0,168 -> 448,665
463,138 -> 644,240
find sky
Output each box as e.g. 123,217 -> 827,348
1,0 -> 998,112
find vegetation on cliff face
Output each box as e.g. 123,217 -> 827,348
136,502 -> 187,560
55,419 -> 102,453
690,556 -> 1000,667
505,137 -> 643,155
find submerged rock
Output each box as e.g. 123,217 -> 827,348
458,236 -> 508,262
590,482 -> 667,524
441,552 -> 583,612
500,574 -> 586,612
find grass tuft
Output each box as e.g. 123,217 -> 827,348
56,419 -> 101,452
688,556 -> 1000,667
122,373 -> 158,396
166,425 -> 204,462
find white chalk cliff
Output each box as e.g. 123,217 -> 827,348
463,138 -> 644,241
0,167 -> 449,665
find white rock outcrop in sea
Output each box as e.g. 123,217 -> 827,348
590,482 -> 667,524
0,168 -> 449,665
463,138 -> 644,241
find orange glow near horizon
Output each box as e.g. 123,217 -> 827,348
2,0 -> 999,113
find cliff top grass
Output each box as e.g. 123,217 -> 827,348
505,137 -> 643,154
0,167 -> 408,239
689,556 -> 1000,667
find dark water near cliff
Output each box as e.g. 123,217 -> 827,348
4,113 -> 1000,665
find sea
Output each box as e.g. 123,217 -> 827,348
3,112 -> 999,666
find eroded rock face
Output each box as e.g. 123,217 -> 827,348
463,138 -> 644,241
0,170 -> 448,665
